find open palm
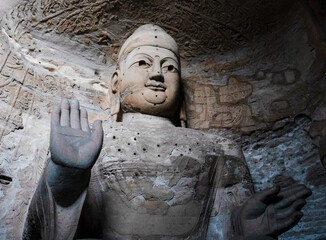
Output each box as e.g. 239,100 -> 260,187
232,182 -> 311,239
50,99 -> 103,170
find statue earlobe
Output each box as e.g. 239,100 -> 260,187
179,100 -> 187,128
110,71 -> 121,122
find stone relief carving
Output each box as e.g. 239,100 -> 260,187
20,24 -> 312,240
184,78 -> 256,130
4,0 -> 296,61
0,1 -> 325,239
219,77 -> 252,104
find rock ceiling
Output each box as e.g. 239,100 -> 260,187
5,0 -> 298,60
0,1 -> 326,239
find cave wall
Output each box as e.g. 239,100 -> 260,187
0,0 -> 325,239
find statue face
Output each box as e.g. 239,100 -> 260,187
118,46 -> 181,118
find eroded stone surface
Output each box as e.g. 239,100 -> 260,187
0,0 -> 325,239
243,117 -> 326,239
96,121 -> 222,238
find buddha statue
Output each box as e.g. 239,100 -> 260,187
23,24 -> 311,240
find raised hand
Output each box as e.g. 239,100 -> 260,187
231,181 -> 312,239
50,99 -> 103,170
47,99 -> 104,206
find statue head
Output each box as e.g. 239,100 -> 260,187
109,24 -> 186,126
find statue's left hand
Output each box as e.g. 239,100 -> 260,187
231,182 -> 312,239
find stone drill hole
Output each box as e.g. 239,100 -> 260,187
155,36 -> 157,38
155,95 -> 158,97
137,132 -> 140,135
118,149 -> 121,152
154,103 -> 156,106
134,137 -> 137,141
175,143 -> 178,146
113,136 -> 116,139
189,148 -> 191,151
158,154 -> 160,157
133,152 -> 137,155
128,143 -> 130,145
143,148 -> 146,151
157,144 -> 160,147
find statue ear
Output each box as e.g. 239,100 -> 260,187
111,71 -> 120,94
110,71 -> 121,122
179,99 -> 187,128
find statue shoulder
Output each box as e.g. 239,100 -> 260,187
177,128 -> 244,159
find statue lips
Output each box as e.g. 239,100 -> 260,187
145,80 -> 166,91
144,80 -> 167,104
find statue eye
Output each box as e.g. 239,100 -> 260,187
163,64 -> 178,73
138,60 -> 150,68
168,65 -> 174,71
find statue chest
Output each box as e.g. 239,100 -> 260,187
93,126 -> 222,239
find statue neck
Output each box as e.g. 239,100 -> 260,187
121,113 -> 175,129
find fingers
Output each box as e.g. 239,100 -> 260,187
275,185 -> 311,209
272,184 -> 310,236
59,99 -> 91,131
91,120 -> 103,147
276,211 -> 303,235
278,184 -> 308,198
70,99 -> 81,129
51,105 -> 61,129
60,99 -> 70,127
273,175 -> 297,189
253,185 -> 280,204
275,199 -> 306,219
81,109 -> 91,133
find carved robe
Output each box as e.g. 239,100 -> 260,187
23,115 -> 253,240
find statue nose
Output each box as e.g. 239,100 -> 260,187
149,66 -> 164,82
